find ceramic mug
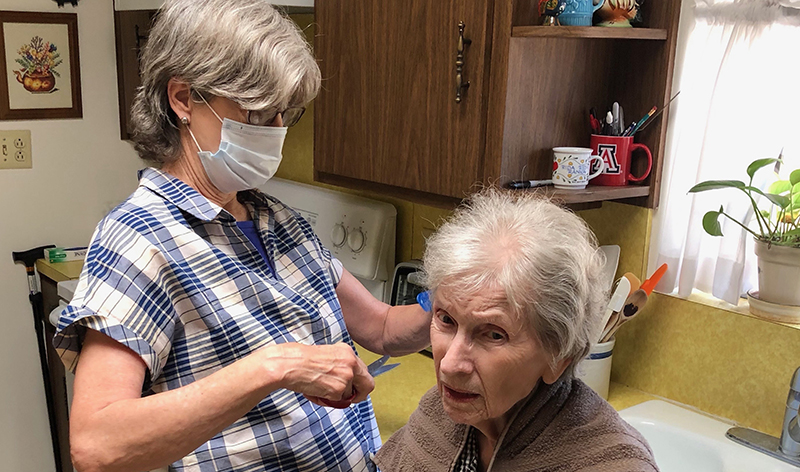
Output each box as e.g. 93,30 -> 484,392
560,0 -> 603,26
594,0 -> 639,27
589,135 -> 652,186
552,147 -> 605,190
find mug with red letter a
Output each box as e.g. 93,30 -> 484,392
590,135 -> 652,186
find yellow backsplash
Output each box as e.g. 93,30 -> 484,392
286,12 -> 799,439
579,203 -> 799,437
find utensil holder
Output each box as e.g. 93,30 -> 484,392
576,337 -> 615,399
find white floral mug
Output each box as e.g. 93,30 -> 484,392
552,147 -> 605,190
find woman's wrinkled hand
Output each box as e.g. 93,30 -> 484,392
260,342 -> 375,407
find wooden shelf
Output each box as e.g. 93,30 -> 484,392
512,26 -> 668,40
532,185 -> 650,204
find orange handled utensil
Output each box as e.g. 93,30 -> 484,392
640,263 -> 668,295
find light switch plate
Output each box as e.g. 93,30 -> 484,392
0,130 -> 32,169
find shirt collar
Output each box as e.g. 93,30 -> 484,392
137,168 -> 277,223
138,167 -> 227,222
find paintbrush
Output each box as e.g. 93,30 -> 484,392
636,91 -> 681,133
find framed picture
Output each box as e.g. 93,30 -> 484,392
0,11 -> 82,120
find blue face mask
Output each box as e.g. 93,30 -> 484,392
187,97 -> 287,194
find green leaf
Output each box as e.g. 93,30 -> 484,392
768,180 -> 792,195
784,228 -> 800,237
747,186 -> 792,208
765,193 -> 791,208
791,169 -> 800,186
760,210 -> 771,219
747,158 -> 780,179
688,180 -> 746,193
702,207 -> 725,237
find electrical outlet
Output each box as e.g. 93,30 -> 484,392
0,130 -> 32,169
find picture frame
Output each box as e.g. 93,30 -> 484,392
0,11 -> 82,120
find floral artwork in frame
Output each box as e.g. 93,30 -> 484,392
0,11 -> 82,120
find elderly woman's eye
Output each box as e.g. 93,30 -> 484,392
488,330 -> 506,341
436,312 -> 454,325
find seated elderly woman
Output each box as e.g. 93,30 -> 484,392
375,189 -> 658,472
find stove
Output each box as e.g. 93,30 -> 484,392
260,178 -> 397,303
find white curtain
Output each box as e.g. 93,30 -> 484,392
649,0 -> 800,304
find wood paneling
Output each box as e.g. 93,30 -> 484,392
315,0 -> 492,198
499,37 -> 618,182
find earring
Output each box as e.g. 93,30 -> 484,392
180,116 -> 189,125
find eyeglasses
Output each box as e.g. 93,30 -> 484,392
246,107 -> 306,128
191,89 -> 305,128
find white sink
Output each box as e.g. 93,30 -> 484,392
619,400 -> 798,472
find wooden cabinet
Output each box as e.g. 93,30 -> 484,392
314,1 -> 682,208
114,9 -> 156,140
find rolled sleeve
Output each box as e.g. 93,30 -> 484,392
54,307 -> 161,381
52,219 -> 177,388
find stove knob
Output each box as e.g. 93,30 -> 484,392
347,228 -> 366,253
331,224 -> 347,247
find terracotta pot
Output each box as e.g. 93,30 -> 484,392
754,239 -> 800,306
14,70 -> 56,93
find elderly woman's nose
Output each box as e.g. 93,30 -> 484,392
438,336 -> 474,375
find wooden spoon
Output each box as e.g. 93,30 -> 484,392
622,272 -> 641,293
601,289 -> 648,342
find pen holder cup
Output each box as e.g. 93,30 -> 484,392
576,337 -> 615,400
589,135 -> 652,186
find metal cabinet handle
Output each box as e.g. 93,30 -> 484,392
455,21 -> 472,104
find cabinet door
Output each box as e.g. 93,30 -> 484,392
315,0 -> 492,199
114,10 -> 157,140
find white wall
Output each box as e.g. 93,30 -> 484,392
0,1 -> 143,470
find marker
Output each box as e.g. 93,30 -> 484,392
508,179 -> 553,189
602,111 -> 615,136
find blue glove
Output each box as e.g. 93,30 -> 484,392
416,291 -> 432,312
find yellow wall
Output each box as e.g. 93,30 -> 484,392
288,13 -> 799,440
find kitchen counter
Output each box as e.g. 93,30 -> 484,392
36,259 -> 83,283
359,348 -> 657,442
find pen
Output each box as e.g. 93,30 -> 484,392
508,179 -> 553,189
589,112 -> 600,134
626,106 -> 657,136
621,121 -> 636,137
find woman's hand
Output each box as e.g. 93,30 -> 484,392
263,342 -> 375,405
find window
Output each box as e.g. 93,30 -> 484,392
649,0 -> 800,304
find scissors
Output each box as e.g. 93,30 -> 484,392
317,355 -> 400,409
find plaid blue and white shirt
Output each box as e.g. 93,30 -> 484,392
53,168 -> 381,472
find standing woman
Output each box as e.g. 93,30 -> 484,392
53,1 -> 431,471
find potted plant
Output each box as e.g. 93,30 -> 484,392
689,154 -> 800,309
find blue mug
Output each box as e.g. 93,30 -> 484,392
559,0 -> 602,26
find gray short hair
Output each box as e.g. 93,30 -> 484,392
422,188 -> 607,378
130,0 -> 321,164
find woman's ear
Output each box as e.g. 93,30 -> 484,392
167,78 -> 193,123
542,358 -> 571,384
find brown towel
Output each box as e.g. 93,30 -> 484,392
374,378 -> 658,472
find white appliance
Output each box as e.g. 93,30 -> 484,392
260,178 -> 397,303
